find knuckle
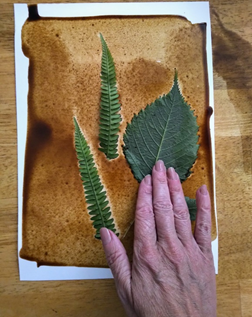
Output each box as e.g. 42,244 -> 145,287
204,246 -> 213,256
153,199 -> 173,212
197,221 -> 211,235
170,182 -> 181,193
143,185 -> 152,195
117,288 -> 129,305
135,216 -> 153,234
106,250 -> 125,268
116,277 -> 131,304
141,245 -> 156,262
200,206 -> 211,214
171,252 -> 186,267
136,205 -> 153,217
174,253 -> 186,265
174,206 -> 190,220
134,243 -> 158,271
156,174 -> 167,184
199,244 -> 214,262
135,206 -> 154,233
160,241 -> 185,265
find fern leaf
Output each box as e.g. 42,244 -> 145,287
99,33 -> 121,160
185,197 -> 197,221
123,71 -> 199,182
74,117 -> 118,239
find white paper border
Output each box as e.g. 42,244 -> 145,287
14,2 -> 218,281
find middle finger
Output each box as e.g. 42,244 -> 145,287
152,160 -> 178,244
167,167 -> 193,247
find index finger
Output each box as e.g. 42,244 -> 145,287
152,161 -> 178,244
134,175 -> 156,247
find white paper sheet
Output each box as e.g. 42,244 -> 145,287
14,2 -> 218,281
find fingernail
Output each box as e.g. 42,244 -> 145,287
167,167 -> 179,180
200,184 -> 208,195
155,160 -> 165,172
144,174 -> 151,185
100,228 -> 111,245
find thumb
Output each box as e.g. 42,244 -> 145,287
100,228 -> 131,296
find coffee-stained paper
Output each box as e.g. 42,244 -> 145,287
15,2 -> 218,281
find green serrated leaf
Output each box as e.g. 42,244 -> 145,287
185,196 -> 197,221
123,71 -> 199,182
98,33 -> 121,160
74,117 -> 119,239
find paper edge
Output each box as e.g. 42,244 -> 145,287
37,2 -> 210,23
14,2 -> 218,280
206,12 -> 219,274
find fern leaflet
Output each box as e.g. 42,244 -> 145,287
185,197 -> 197,221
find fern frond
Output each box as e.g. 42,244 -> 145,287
99,33 -> 121,160
74,117 -> 118,239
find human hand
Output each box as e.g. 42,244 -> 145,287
100,160 -> 216,317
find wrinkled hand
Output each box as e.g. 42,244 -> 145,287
100,160 -> 216,317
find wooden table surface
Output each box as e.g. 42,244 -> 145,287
0,0 -> 251,316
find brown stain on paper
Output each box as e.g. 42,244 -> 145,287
20,13 -> 216,267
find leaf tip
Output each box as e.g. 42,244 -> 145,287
73,116 -> 79,130
174,68 -> 178,81
173,68 -> 180,90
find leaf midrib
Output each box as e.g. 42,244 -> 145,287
155,92 -> 175,162
103,45 -> 113,157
